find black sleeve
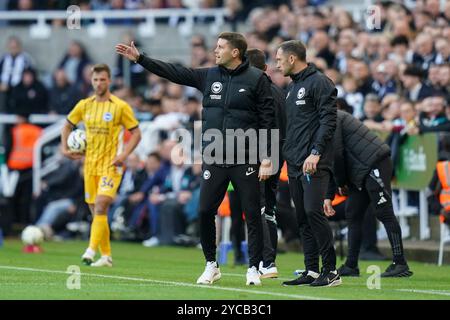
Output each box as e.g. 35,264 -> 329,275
312,76 -> 337,155
137,54 -> 208,91
255,74 -> 276,130
428,169 -> 439,191
326,172 -> 337,200
333,114 -> 347,187
255,74 -> 276,158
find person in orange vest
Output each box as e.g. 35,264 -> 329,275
6,113 -> 42,226
428,133 -> 450,224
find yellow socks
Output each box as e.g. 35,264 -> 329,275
99,217 -> 111,257
89,215 -> 111,257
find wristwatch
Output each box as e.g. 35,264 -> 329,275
311,148 -> 321,156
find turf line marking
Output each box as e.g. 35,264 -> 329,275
0,265 -> 332,300
396,289 -> 450,297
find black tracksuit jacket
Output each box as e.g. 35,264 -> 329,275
283,63 -> 337,177
137,54 -> 276,166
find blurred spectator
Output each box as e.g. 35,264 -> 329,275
190,35 -> 211,68
419,94 -> 450,133
113,34 -> 147,89
391,35 -> 412,64
427,64 -> 443,91
35,159 -> 84,240
49,69 -> 82,115
8,68 -> 49,115
412,33 -> 438,72
144,145 -> 200,247
438,64 -> 450,93
401,65 -> 433,102
349,59 -> 373,96
0,37 -> 34,111
104,0 -> 138,25
370,61 -> 397,99
309,30 -> 335,68
7,0 -> 35,25
58,41 -> 91,87
361,93 -> 385,131
334,32 -> 356,74
224,0 -> 246,31
427,133 -> 450,216
435,37 -> 450,65
109,153 -> 147,236
341,74 -> 364,119
424,0 -> 442,19
134,142 -> 173,242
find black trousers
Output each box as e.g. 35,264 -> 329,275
228,190 -> 245,263
199,164 -> 263,268
260,168 -> 281,265
345,157 -> 405,268
289,170 -> 337,273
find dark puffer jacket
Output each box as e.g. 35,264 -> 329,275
333,110 -> 391,189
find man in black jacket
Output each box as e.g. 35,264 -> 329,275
324,110 -> 412,278
246,48 -> 286,278
275,40 -> 341,287
116,32 -> 276,286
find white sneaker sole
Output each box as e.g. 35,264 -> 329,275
197,272 -> 221,285
327,278 -> 342,287
246,281 -> 262,286
259,272 -> 278,279
91,264 -> 112,267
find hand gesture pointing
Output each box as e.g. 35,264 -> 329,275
115,41 -> 140,62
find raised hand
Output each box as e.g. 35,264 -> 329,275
115,41 -> 140,62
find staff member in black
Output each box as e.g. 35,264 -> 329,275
324,110 -> 413,278
246,48 -> 286,278
275,40 -> 341,287
116,32 -> 276,286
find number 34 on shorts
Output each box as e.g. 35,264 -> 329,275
84,175 -> 122,204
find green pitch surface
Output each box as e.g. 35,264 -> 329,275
0,240 -> 450,300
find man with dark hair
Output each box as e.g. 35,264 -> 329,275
246,48 -> 286,278
116,32 -> 276,286
275,40 -> 341,287
324,110 -> 413,278
401,65 -> 433,102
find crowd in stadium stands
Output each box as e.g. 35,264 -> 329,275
0,0 -> 449,255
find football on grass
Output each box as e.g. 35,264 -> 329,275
21,226 -> 44,245
67,129 -> 86,153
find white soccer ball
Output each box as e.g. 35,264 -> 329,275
21,226 -> 44,245
67,129 -> 87,153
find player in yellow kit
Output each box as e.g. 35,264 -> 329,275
61,64 -> 141,267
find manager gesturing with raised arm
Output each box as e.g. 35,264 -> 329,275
116,32 -> 276,286
276,40 -> 341,287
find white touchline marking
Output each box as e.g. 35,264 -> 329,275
0,265 -> 332,300
222,272 -> 292,281
396,289 -> 450,297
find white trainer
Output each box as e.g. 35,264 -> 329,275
258,261 -> 278,279
246,266 -> 261,286
196,261 -> 221,285
142,236 -> 160,247
81,248 -> 96,266
91,256 -> 113,267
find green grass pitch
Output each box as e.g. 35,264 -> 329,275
0,240 -> 449,300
